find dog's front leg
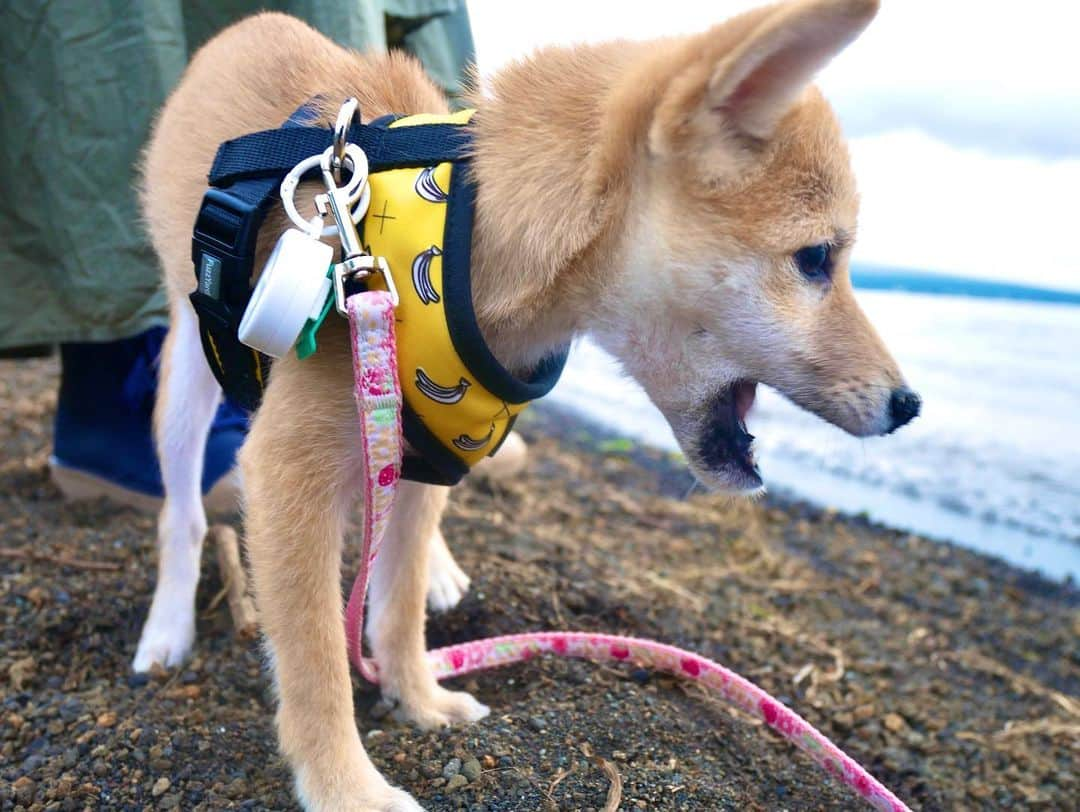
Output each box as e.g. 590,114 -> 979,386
368,481 -> 489,728
241,358 -> 420,812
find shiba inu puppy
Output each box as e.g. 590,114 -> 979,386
136,0 -> 918,808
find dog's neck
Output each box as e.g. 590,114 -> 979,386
464,41 -> 655,374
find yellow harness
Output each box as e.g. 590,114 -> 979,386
191,106 -> 567,485
362,111 -> 567,484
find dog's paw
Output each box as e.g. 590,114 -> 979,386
305,788 -> 423,812
426,531 -> 469,612
298,778 -> 423,812
470,430 -> 527,479
370,788 -> 425,812
132,612 -> 194,672
427,555 -> 470,613
391,685 -> 489,730
373,790 -> 425,812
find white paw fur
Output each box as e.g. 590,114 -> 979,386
133,593 -> 195,671
295,770 -> 425,812
391,685 -> 490,730
426,529 -> 470,612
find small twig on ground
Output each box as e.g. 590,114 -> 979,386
551,590 -> 566,627
547,765 -> 572,796
202,581 -> 231,616
580,743 -> 623,812
0,547 -> 121,572
641,570 -> 707,612
208,525 -> 258,637
736,617 -> 846,683
996,719 -> 1080,740
948,649 -> 1080,718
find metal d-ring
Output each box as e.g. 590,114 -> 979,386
331,97 -> 360,185
280,144 -> 370,238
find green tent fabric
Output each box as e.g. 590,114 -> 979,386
0,0 -> 474,350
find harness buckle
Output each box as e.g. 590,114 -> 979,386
191,187 -> 263,312
333,255 -> 397,315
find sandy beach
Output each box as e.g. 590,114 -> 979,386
2,357 -> 1077,810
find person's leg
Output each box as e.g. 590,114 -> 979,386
49,323 -> 245,513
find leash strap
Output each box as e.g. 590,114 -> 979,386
343,291 -> 910,812
344,289 -> 403,683
423,632 -> 908,812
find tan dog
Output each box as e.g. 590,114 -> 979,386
137,1 -> 917,808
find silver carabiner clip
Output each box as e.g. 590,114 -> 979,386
331,97 -> 359,186
280,143 -> 370,239
317,111 -> 398,312
317,144 -> 370,263
332,254 -> 397,315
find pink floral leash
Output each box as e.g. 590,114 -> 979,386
344,289 -> 910,812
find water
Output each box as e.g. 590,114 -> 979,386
547,291 -> 1080,582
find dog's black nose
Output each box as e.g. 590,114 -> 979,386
888,386 -> 921,432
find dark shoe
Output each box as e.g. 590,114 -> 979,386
49,327 -> 247,513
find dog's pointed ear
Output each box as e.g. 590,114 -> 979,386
652,0 -> 878,155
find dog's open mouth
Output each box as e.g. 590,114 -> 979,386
695,380 -> 761,489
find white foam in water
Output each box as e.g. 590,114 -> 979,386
548,290 -> 1080,582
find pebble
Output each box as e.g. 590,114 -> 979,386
883,712 -> 906,733
462,757 -> 482,781
446,774 -> 469,791
225,778 -> 247,799
8,656 -> 36,690
96,711 -> 117,728
528,716 -> 546,732
58,699 -> 83,723
152,776 -> 171,797
13,776 -> 35,804
421,761 -> 441,779
852,703 -> 876,722
442,757 -> 462,779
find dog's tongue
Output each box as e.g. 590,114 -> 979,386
735,381 -> 757,422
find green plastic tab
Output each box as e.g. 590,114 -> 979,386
295,266 -> 336,361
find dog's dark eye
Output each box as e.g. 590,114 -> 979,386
794,243 -> 832,280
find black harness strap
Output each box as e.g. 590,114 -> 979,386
189,108 -> 473,412
208,122 -> 472,186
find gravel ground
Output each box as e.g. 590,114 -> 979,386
2,357 -> 1078,811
